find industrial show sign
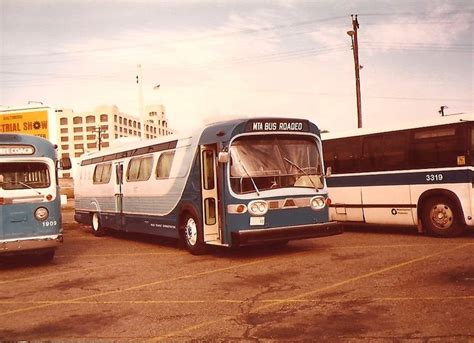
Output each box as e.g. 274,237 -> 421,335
0,110 -> 49,138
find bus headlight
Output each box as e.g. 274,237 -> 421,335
248,200 -> 268,216
35,207 -> 49,221
310,196 -> 326,210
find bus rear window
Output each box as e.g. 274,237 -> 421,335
0,162 -> 50,189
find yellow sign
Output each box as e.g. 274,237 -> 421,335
0,110 -> 49,139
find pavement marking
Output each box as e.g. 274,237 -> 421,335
0,262 -> 133,286
55,251 -> 185,258
150,242 -> 473,341
2,295 -> 473,305
0,255 -> 281,317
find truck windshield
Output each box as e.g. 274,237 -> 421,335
229,135 -> 323,194
0,162 -> 51,190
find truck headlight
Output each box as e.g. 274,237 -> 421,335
248,200 -> 268,216
310,196 -> 326,210
35,207 -> 49,221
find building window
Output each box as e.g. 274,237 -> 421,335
62,153 -> 70,158
100,114 -> 108,122
129,129 -> 132,134
61,137 -> 68,142
133,121 -> 137,128
114,114 -> 117,122
87,126 -> 95,132
119,127 -> 123,132
87,134 -> 95,140
86,115 -> 95,124
74,144 -> 83,150
73,116 -> 82,124
87,142 -> 96,149
61,145 -> 69,150
60,118 -> 68,125
74,135 -> 83,140
129,119 -> 132,126
75,152 -> 82,157
115,134 -> 118,138
102,134 -> 109,139
119,116 -> 122,124
102,142 -> 110,148
73,127 -> 83,133
60,128 -> 68,133
114,125 -> 117,131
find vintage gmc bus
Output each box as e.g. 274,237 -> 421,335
74,117 -> 341,254
0,134 -> 71,260
323,113 -> 474,237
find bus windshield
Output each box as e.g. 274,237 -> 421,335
229,135 -> 323,194
0,162 -> 51,190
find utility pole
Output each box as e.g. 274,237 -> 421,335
93,126 -> 105,151
439,105 -> 448,116
347,14 -> 362,128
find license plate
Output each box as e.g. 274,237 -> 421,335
250,216 -> 265,226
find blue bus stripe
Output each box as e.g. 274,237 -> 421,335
326,169 -> 473,188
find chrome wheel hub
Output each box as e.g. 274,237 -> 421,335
430,204 -> 453,230
185,218 -> 198,246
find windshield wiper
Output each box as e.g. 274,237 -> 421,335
12,181 -> 43,195
283,157 -> 319,192
239,159 -> 260,196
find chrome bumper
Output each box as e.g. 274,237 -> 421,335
0,234 -> 63,253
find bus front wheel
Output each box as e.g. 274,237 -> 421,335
421,197 -> 464,237
182,214 -> 207,255
92,212 -> 107,237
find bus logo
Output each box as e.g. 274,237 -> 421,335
0,145 -> 35,155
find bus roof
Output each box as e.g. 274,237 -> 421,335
322,113 -> 473,140
79,117 -> 320,164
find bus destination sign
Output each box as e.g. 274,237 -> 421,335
0,145 -> 35,156
245,119 -> 309,133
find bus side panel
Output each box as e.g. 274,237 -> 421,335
361,185 -> 415,225
326,177 -> 364,222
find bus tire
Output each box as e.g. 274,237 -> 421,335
91,212 -> 107,237
182,213 -> 207,255
421,196 -> 464,237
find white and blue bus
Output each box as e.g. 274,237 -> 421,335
74,117 -> 341,254
0,134 -> 71,260
322,113 -> 474,237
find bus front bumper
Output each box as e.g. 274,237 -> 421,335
0,234 -> 63,254
232,222 -> 342,246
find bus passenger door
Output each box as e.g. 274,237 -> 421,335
114,162 -> 124,229
200,145 -> 220,243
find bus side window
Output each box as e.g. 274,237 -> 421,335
382,131 -> 408,171
362,134 -> 384,172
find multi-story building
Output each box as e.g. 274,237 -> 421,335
55,104 -> 173,177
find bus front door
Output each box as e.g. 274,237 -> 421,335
200,145 -> 220,244
114,162 -> 124,229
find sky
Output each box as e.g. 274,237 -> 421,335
1,0 -> 473,133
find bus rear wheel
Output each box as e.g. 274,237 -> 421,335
421,197 -> 464,237
182,214 -> 207,255
92,212 -> 107,237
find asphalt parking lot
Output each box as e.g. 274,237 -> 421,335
0,205 -> 473,342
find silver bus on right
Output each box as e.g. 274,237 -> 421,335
322,113 -> 473,237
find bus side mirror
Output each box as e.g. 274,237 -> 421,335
60,157 -> 72,170
218,151 -> 230,164
325,166 -> 332,177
